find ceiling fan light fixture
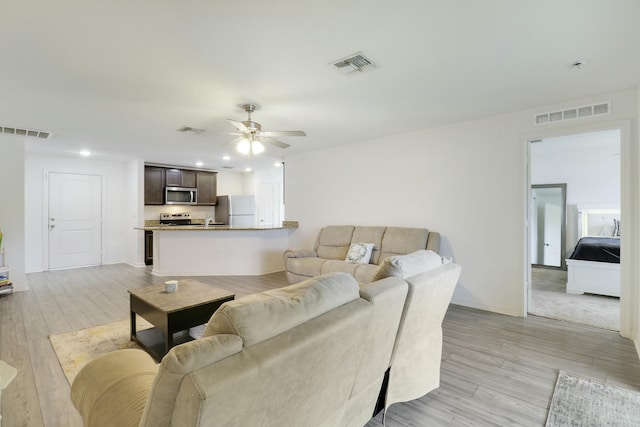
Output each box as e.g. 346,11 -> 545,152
252,140 -> 265,154
227,103 -> 306,153
237,138 -> 251,155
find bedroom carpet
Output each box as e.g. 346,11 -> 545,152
546,370 -> 640,426
530,267 -> 619,331
530,289 -> 619,331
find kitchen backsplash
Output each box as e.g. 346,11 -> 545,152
144,205 -> 215,221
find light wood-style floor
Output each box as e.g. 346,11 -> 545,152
1,264 -> 639,427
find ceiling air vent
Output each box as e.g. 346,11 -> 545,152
535,102 -> 610,125
1,126 -> 51,139
331,52 -> 377,75
177,126 -> 205,134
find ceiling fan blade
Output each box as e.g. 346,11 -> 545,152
262,137 -> 290,149
227,119 -> 249,133
262,130 -> 306,137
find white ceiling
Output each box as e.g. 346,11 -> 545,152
2,1 -> 639,172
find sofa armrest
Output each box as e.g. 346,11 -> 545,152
71,349 -> 158,427
284,248 -> 318,259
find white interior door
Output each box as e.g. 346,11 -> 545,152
49,172 -> 102,269
258,183 -> 278,225
542,203 -> 562,267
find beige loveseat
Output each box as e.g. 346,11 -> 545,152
284,225 -> 441,284
71,260 -> 461,427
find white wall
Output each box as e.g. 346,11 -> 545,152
0,135 -> 26,291
127,159 -> 145,267
285,89 -> 638,318
532,130 -> 620,206
25,155 -> 132,272
218,170 -> 247,196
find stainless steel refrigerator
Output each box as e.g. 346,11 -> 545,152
215,195 -> 256,227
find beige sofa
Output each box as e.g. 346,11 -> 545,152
71,260 -> 461,427
284,225 -> 441,284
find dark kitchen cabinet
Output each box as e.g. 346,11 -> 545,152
144,166 -> 165,205
196,171 -> 218,205
144,230 -> 153,265
166,169 -> 196,188
182,170 -> 196,187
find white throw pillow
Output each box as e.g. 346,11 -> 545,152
373,249 -> 443,281
345,242 -> 374,264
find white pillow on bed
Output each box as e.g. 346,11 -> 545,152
599,223 -> 615,237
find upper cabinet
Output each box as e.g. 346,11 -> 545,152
165,168 -> 196,188
196,171 -> 217,205
145,165 -> 217,205
144,166 -> 165,205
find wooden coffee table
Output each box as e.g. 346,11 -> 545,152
128,279 -> 235,361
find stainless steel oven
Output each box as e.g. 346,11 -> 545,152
165,187 -> 197,205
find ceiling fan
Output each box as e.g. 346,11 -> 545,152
227,104 -> 306,155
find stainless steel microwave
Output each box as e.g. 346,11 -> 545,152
165,187 -> 197,205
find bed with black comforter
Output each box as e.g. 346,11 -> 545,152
568,237 -> 620,264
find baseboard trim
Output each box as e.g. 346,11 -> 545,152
450,296 -> 522,317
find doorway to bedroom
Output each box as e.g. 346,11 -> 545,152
527,129 -> 621,331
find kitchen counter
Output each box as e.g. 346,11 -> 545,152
138,221 -> 298,276
136,222 -> 297,231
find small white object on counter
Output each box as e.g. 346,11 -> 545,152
164,280 -> 178,293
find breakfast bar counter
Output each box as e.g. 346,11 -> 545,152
136,222 -> 298,277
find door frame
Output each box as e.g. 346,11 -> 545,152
522,119 -> 634,339
43,170 -> 105,270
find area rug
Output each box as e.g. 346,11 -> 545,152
546,370 -> 640,426
49,318 -> 151,384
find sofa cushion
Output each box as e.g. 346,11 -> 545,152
352,226 -> 386,264
320,260 -> 360,277
203,272 -> 360,346
373,249 -> 443,281
379,227 -> 429,262
315,225 -> 355,260
353,263 -> 381,284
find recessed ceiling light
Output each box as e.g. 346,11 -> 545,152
79,150 -> 91,157
222,155 -> 231,161
195,161 -> 203,167
569,59 -> 587,69
245,167 -> 252,172
274,162 -> 282,168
